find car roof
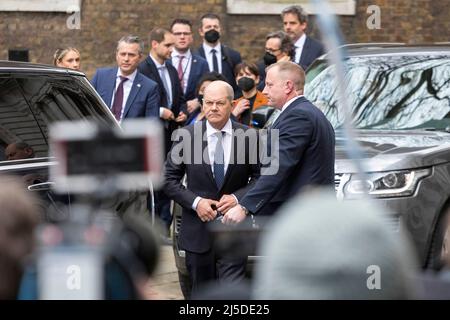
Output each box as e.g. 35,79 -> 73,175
0,60 -> 85,76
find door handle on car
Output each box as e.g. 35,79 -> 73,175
28,181 -> 55,192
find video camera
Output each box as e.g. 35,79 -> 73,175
26,119 -> 164,300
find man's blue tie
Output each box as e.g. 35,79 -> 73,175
213,131 -> 225,189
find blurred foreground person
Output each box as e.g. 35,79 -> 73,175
0,176 -> 39,299
252,189 -> 419,299
53,47 -> 81,70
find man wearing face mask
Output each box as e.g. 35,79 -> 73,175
257,31 -> 294,91
232,62 -> 269,126
195,13 -> 242,97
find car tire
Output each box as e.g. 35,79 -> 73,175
177,271 -> 192,300
426,206 -> 450,270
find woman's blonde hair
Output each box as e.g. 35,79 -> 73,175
53,47 -> 80,66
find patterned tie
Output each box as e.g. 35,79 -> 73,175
111,76 -> 128,121
158,65 -> 172,108
211,48 -> 219,73
213,131 -> 225,189
177,55 -> 185,90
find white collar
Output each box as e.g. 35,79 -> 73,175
149,53 -> 166,68
203,42 -> 221,54
116,68 -> 137,82
294,33 -> 307,48
172,48 -> 192,59
281,95 -> 304,113
206,118 -> 232,138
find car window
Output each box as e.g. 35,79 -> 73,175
0,77 -> 47,161
15,74 -> 115,143
305,55 -> 450,130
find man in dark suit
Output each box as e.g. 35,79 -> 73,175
223,61 -> 335,224
282,5 -> 325,71
92,35 -> 159,121
164,80 -> 260,296
170,18 -> 210,116
195,13 -> 242,96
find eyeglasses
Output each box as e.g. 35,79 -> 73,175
203,99 -> 228,108
265,48 -> 281,54
173,32 -> 192,36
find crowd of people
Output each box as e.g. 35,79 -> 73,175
5,4 -> 448,300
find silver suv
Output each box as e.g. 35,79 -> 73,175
306,44 -> 450,269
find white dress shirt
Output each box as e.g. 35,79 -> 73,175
111,68 -> 137,122
294,34 -> 307,64
172,49 -> 192,95
203,42 -> 222,73
192,119 -> 238,210
149,54 -> 173,115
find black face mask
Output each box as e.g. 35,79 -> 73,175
204,29 -> 220,43
198,94 -> 204,106
263,52 -> 277,66
237,77 -> 255,92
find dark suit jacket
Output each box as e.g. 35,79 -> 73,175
240,96 -> 335,216
196,44 -> 242,95
91,67 -> 160,119
164,120 -> 260,253
169,53 -> 210,101
138,56 -> 188,152
298,36 -> 325,71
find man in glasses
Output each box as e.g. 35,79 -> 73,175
170,19 -> 210,116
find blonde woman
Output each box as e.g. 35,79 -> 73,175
53,47 -> 81,70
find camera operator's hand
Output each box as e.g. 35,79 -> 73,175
175,111 -> 187,123
222,205 -> 246,226
217,194 -> 237,214
196,198 -> 218,222
161,107 -> 175,121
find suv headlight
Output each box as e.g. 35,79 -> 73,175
342,168 -> 431,199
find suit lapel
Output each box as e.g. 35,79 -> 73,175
122,73 -> 142,118
106,67 -> 119,107
299,37 -> 311,66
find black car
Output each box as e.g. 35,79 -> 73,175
0,60 -> 150,220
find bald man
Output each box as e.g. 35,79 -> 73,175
164,80 -> 260,297
224,61 -> 335,224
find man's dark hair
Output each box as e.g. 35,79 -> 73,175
170,18 -> 193,30
200,13 -> 221,25
281,5 -> 308,24
234,62 -> 260,78
149,27 -> 171,44
266,30 -> 295,57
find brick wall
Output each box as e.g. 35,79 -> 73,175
1,0 -> 449,79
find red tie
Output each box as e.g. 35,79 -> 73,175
111,76 -> 128,121
177,55 -> 185,89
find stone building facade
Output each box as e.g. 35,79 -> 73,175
0,0 -> 449,79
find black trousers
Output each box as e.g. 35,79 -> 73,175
185,248 -> 247,298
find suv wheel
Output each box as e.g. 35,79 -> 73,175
427,206 -> 450,270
